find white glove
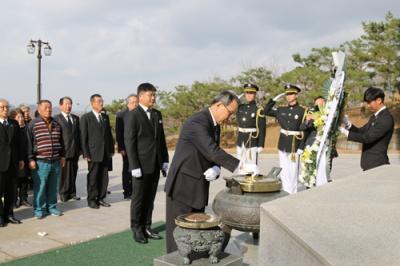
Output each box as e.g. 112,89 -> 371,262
131,168 -> 142,178
296,149 -> 304,155
272,93 -> 286,101
256,147 -> 263,153
341,115 -> 352,129
239,163 -> 260,177
162,162 -> 169,172
339,127 -> 349,137
204,166 -> 221,182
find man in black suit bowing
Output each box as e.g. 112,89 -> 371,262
164,90 -> 260,252
54,97 -> 81,202
116,94 -> 138,200
80,94 -> 114,209
0,99 -> 24,226
340,87 -> 394,171
124,83 -> 169,244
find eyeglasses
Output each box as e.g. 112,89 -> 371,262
223,104 -> 235,116
0,105 -> 10,110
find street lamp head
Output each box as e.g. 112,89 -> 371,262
27,42 -> 35,54
43,44 -> 52,56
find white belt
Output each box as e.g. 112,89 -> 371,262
238,127 -> 257,133
280,129 -> 302,136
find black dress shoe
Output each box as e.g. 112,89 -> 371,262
60,196 -> 71,202
133,231 -> 148,244
98,200 -> 111,207
71,196 -> 81,201
21,200 -> 32,207
6,216 -> 22,224
88,202 -> 100,209
144,227 -> 162,239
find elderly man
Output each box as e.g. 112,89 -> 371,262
54,97 -> 81,202
27,100 -> 65,219
164,90 -> 259,252
0,99 -> 24,226
80,94 -> 114,209
116,94 -> 138,200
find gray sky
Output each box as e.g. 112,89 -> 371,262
1,0 -> 399,109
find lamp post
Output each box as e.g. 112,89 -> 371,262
27,39 -> 52,103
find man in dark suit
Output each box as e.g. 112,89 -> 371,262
340,87 -> 394,171
164,90 -> 259,253
0,99 -> 24,226
116,94 -> 138,200
124,83 -> 169,244
80,94 -> 114,209
54,97 -> 81,202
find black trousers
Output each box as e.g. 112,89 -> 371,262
87,159 -> 109,204
60,157 -> 79,200
122,155 -> 132,197
166,196 -> 205,253
0,166 -> 17,218
16,176 -> 29,202
130,166 -> 160,232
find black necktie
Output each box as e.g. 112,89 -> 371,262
2,120 -> 8,140
2,120 -> 8,128
98,115 -> 105,130
67,115 -> 73,128
369,115 -> 377,124
146,109 -> 152,120
367,115 -> 377,129
214,126 -> 219,143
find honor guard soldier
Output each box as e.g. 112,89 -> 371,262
236,84 -> 266,165
264,84 -> 306,194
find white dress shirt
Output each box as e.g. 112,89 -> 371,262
62,112 -> 73,124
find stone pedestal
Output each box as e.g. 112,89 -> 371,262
259,165 -> 400,265
154,251 -> 243,266
173,226 -> 225,265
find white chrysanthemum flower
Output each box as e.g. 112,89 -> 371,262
311,144 -> 319,152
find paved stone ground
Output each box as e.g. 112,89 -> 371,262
0,152 -> 399,265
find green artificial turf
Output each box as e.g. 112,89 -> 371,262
3,223 -> 166,266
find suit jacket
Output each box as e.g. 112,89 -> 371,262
348,108 -> 394,170
116,109 -> 128,152
165,108 -> 239,209
0,119 -> 23,172
54,113 -> 81,159
80,111 -> 114,162
124,106 -> 169,174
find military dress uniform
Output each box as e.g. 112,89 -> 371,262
236,84 -> 266,164
264,84 -> 306,194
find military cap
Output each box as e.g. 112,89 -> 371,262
243,83 -> 259,93
284,83 -> 301,94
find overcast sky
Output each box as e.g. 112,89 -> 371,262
1,0 -> 399,109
